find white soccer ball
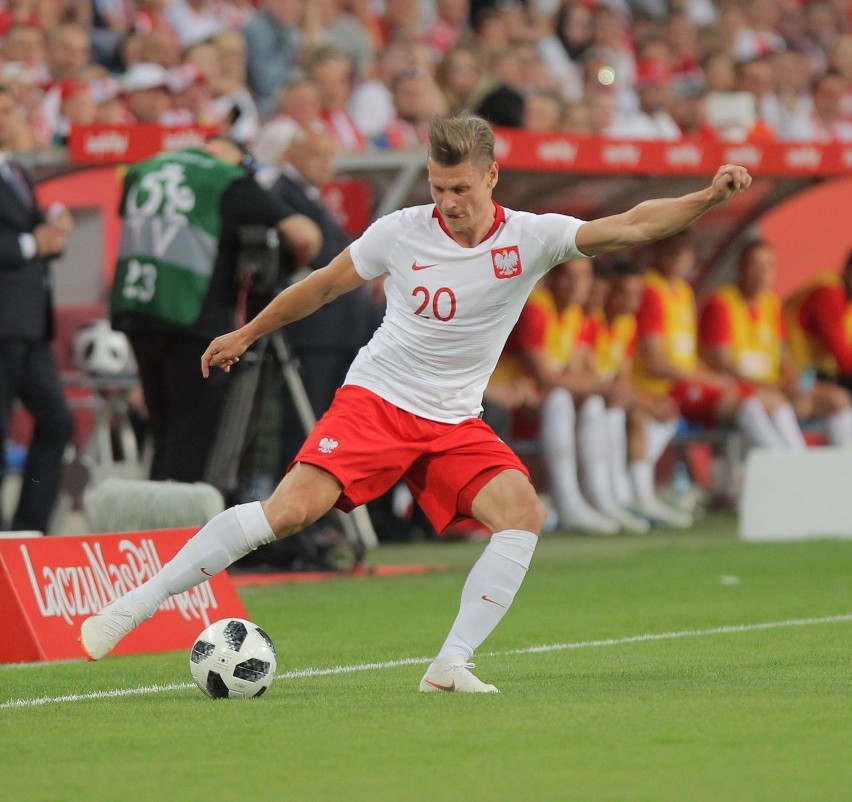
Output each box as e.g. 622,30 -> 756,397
189,618 -> 277,699
72,319 -> 135,377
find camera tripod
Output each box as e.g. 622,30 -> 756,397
205,330 -> 379,550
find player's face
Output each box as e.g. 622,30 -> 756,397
427,157 -> 498,243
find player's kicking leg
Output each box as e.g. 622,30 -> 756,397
80,464 -> 339,660
420,469 -> 545,694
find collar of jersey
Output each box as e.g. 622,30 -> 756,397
432,202 -> 506,246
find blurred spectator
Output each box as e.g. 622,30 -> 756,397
0,60 -> 46,148
301,0 -> 375,77
122,28 -> 183,69
633,230 -> 802,451
2,23 -> 49,82
252,75 -> 322,165
606,58 -> 681,140
0,83 -> 74,533
305,45 -> 364,152
562,97 -> 595,135
669,74 -> 717,140
424,0 -> 471,58
522,88 -> 563,133
665,11 -> 701,75
700,240 -> 852,446
209,30 -> 260,144
242,0 -> 304,118
91,74 -> 129,123
375,0 -> 422,46
376,65 -> 449,148
765,49 -> 815,140
51,77 -> 98,144
784,249 -> 852,397
349,40 -> 414,141
731,0 -> 785,63
435,43 -> 485,115
702,49 -> 737,93
731,56 -> 779,140
166,0 -> 225,48
167,64 -> 218,127
120,62 -> 172,123
800,71 -> 852,143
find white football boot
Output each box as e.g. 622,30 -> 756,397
419,658 -> 499,693
79,600 -> 147,661
604,505 -> 652,534
559,501 -> 620,535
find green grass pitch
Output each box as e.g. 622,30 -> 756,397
3,512 -> 852,802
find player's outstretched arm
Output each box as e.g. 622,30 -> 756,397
576,164 -> 752,257
201,247 -> 365,376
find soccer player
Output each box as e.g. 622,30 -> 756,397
588,263 -> 693,527
633,230 -> 800,451
784,249 -> 852,400
81,114 -> 754,693
701,241 -> 852,445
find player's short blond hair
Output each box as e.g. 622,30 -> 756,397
428,114 -> 495,171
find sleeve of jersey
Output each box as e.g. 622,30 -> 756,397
513,304 -> 547,352
348,213 -> 400,280
699,296 -> 732,348
530,213 -> 588,268
802,286 -> 852,373
635,287 -> 665,336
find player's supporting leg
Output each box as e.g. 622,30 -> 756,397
539,388 -> 619,534
577,396 -> 649,533
420,470 -> 545,694
79,464 -> 341,660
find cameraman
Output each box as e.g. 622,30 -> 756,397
110,136 -> 320,483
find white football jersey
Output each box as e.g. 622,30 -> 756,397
346,203 -> 588,422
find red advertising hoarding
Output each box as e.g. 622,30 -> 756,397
0,529 -> 248,663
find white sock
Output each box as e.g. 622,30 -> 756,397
825,407 -> 852,445
540,388 -> 586,520
578,395 -> 621,514
606,407 -> 632,506
629,460 -> 656,505
435,529 -> 537,663
771,403 -> 807,450
121,502 -> 276,618
647,418 -> 679,463
735,397 -> 786,448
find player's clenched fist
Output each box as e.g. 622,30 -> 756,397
709,164 -> 752,203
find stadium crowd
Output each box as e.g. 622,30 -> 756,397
0,0 -> 849,152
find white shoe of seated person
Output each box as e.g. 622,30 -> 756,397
420,658 -> 499,693
634,497 -> 694,529
559,502 -> 620,535
603,505 -> 652,534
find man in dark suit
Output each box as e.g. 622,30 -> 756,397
268,124 -> 375,472
0,85 -> 75,533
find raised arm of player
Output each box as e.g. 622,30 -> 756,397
201,247 -> 366,376
576,165 -> 752,257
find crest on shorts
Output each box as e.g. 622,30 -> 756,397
318,437 -> 339,454
491,246 -> 522,279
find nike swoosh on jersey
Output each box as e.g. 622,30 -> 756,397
411,261 -> 439,270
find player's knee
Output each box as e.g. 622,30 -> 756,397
502,489 -> 548,533
262,494 -> 318,538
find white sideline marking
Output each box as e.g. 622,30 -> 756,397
2,613 -> 850,710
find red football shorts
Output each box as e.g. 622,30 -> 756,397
668,378 -> 755,427
290,385 -> 531,534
